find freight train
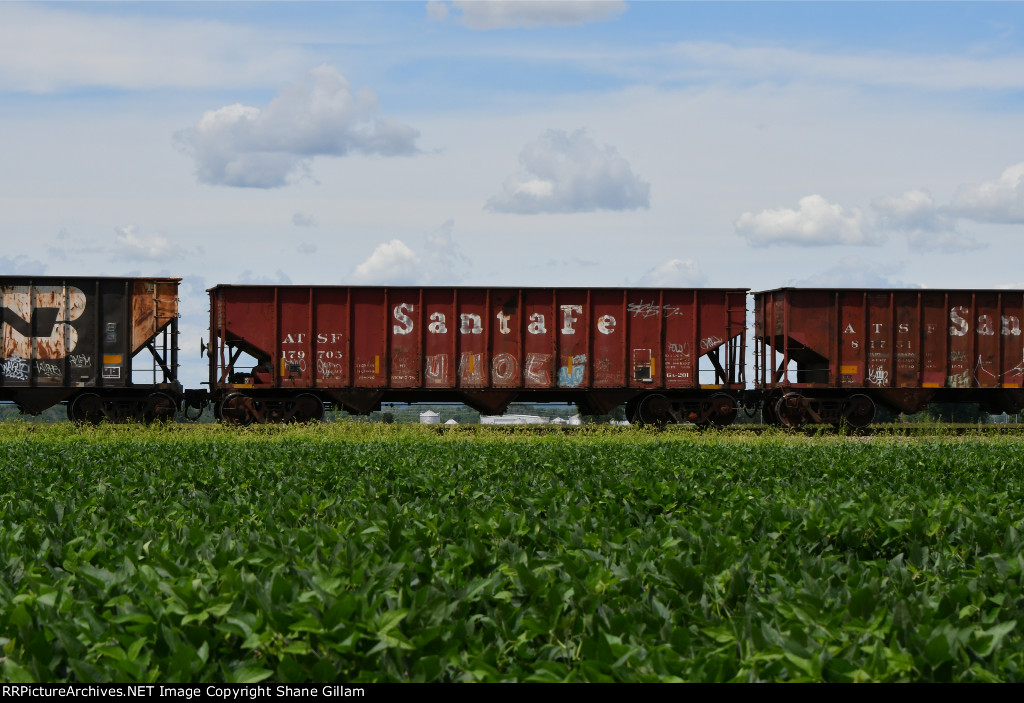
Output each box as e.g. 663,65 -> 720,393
1,276 -> 1021,427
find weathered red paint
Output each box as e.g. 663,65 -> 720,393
209,286 -> 748,416
754,288 -> 1024,416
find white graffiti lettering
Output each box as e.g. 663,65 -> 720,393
496,311 -> 512,335
491,353 -> 517,383
628,301 -> 659,319
69,354 -> 91,368
34,361 -> 60,376
2,356 -> 29,380
428,312 -> 447,334
700,335 -> 724,351
976,355 -> 997,382
560,305 -> 582,334
458,352 -> 482,383
524,352 -> 551,385
667,342 -> 691,356
528,313 -> 546,335
425,354 -> 448,382
949,306 -> 969,337
977,314 -> 995,336
628,301 -> 685,319
460,313 -> 483,335
316,357 -> 344,379
393,303 -> 415,335
866,366 -> 889,387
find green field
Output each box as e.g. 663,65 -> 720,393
1,424 -> 1022,682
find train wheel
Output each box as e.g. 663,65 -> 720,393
217,392 -> 256,426
625,397 -> 640,424
774,392 -> 807,429
70,393 -> 106,425
142,392 -> 178,423
845,394 -> 875,428
637,394 -> 669,426
291,394 -> 324,423
708,393 -> 738,427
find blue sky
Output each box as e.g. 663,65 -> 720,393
3,1 -> 1024,385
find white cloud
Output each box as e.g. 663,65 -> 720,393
661,41 -> 1024,93
351,239 -> 421,285
421,220 -> 470,285
950,163 -> 1024,224
0,255 -> 46,276
432,1 -> 627,30
0,4 -> 308,93
872,190 -> 982,252
486,129 -> 649,214
238,269 -> 292,285
351,222 -> 469,285
791,256 -> 916,288
735,194 -> 876,247
637,259 -> 706,287
177,65 -> 420,188
113,226 -> 177,261
873,190 -> 946,232
292,212 -> 317,227
297,242 -> 317,255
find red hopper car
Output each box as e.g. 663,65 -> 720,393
206,285 -> 748,425
754,288 -> 1024,427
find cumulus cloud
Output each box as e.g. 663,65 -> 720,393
113,226 -> 179,261
0,255 -> 46,276
351,221 -> 469,285
487,129 -> 649,214
950,163 -> 1024,224
351,240 -> 421,285
735,194 -> 876,247
873,190 -> 983,252
637,259 -> 706,287
791,256 -> 917,288
428,1 -> 626,30
177,65 -> 420,188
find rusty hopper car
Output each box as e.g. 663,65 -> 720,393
0,277 -> 182,422
754,288 -> 1024,427
206,285 -> 748,425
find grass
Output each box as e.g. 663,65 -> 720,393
1,423 -> 1022,681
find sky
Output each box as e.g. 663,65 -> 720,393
3,1 -> 1024,386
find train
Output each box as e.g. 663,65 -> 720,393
1,276 -> 1021,427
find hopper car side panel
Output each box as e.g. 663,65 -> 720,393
0,277 -> 182,420
208,285 -> 748,425
754,288 -> 1024,426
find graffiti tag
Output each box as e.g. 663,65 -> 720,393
866,366 -> 889,387
2,356 -> 29,380
69,354 -> 91,368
